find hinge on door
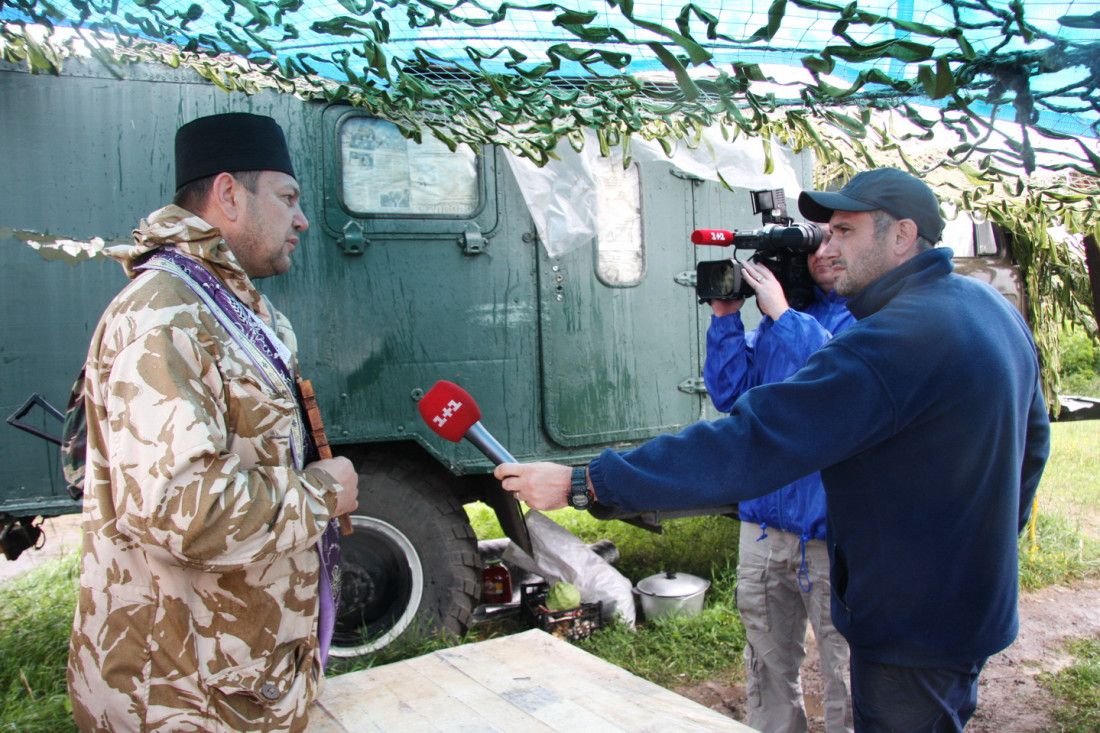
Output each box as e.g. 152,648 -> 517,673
338,221 -> 367,256
674,270 -> 697,287
460,225 -> 485,256
677,377 -> 709,395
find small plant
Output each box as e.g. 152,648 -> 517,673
1019,513 -> 1100,591
578,559 -> 745,688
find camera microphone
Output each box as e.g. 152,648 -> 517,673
417,380 -> 516,465
691,224 -> 822,252
691,229 -> 735,246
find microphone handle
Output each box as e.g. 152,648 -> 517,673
465,421 -> 517,465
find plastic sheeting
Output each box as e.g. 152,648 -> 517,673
502,510 -> 636,628
505,128 -> 805,258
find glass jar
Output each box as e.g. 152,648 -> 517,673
481,560 -> 512,604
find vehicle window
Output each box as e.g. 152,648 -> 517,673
594,156 -> 645,287
973,220 -> 999,255
942,213 -> 999,257
339,118 -> 479,216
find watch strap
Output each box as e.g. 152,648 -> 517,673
569,465 -> 592,510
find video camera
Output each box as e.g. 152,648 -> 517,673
693,189 -> 824,310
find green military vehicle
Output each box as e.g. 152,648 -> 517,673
0,59 -> 1023,656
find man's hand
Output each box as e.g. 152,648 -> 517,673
742,261 -> 789,320
310,456 -> 360,517
494,462 -> 572,511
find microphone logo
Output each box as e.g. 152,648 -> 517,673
432,399 -> 464,429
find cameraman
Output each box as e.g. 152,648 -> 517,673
704,230 -> 854,733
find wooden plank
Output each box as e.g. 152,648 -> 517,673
310,630 -> 754,732
397,653 -> 558,732
433,638 -> 629,732
436,631 -> 746,732
307,701 -> 353,733
312,645 -> 557,732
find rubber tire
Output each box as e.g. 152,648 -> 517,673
328,451 -> 479,658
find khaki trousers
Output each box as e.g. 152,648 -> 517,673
736,522 -> 853,733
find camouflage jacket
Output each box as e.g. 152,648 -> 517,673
67,206 -> 341,733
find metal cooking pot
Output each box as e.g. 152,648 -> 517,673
634,571 -> 710,620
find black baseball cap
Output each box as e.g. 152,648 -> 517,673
798,168 -> 944,243
175,112 -> 295,190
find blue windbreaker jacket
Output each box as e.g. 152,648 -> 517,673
703,288 -> 855,541
589,249 -> 1050,668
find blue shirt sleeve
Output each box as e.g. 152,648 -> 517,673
703,306 -> 837,413
702,313 -> 750,413
590,340 -> 894,512
1017,382 -> 1051,532
768,308 -> 833,370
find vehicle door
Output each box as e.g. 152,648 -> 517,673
536,158 -> 707,448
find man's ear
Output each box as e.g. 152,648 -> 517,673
208,172 -> 244,223
895,218 -> 920,258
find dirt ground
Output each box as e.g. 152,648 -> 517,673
675,578 -> 1100,731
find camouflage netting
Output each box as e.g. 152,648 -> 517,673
1,0 -> 1098,402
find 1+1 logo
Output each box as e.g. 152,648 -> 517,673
432,399 -> 464,428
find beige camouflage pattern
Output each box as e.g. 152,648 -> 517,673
67,205 -> 341,733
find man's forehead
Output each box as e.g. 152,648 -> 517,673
830,210 -> 871,224
262,170 -> 299,192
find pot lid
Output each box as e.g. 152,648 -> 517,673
636,571 -> 710,598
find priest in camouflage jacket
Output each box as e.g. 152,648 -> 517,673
67,113 -> 359,732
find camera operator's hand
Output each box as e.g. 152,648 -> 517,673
710,297 -> 744,317
742,261 -> 790,320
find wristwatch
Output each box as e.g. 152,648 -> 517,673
568,465 -> 592,510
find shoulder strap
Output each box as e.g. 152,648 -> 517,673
136,250 -> 308,468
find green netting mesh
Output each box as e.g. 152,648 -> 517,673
1,0 -> 1098,403
2,1 -> 1097,170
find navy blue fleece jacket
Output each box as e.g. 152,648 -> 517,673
589,248 -> 1050,667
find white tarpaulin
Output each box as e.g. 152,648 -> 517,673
505,127 -> 806,258
502,511 -> 637,628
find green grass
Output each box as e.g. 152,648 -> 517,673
2,421 -> 1098,729
1031,421 -> 1100,530
576,559 -> 745,688
1058,325 -> 1100,397
1020,421 -> 1100,590
1038,637 -> 1100,733
0,554 -> 78,733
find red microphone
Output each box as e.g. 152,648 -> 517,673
417,381 -> 516,465
691,229 -> 735,246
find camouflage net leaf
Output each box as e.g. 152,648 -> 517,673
1,1 -> 1097,169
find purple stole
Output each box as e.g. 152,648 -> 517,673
137,248 -> 340,667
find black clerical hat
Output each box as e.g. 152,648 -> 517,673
175,112 -> 295,189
